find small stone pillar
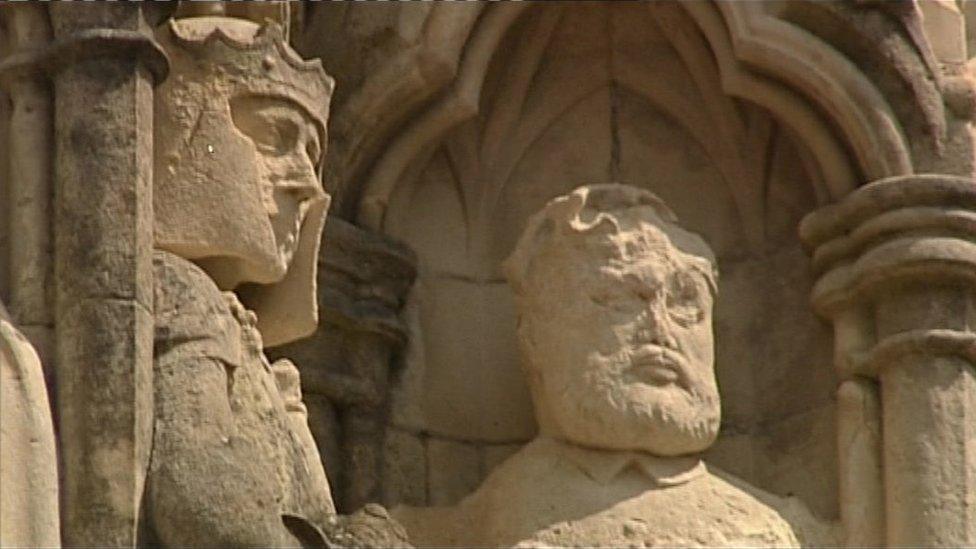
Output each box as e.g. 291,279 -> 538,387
271,217 -> 416,512
47,4 -> 167,545
0,4 -> 54,366
802,175 -> 976,547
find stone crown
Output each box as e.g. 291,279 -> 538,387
163,17 -> 334,139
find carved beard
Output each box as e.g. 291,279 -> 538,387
546,348 -> 721,456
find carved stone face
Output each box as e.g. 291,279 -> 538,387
508,186 -> 720,456
194,94 -> 325,289
240,97 -> 323,275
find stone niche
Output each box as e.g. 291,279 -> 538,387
6,1 -> 976,546
352,2 -> 838,517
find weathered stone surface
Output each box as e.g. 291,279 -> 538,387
326,503 -> 412,549
482,442 -> 522,476
154,15 -> 333,347
48,4 -> 160,544
141,11 -> 341,547
269,216 -> 417,513
426,436 -> 482,507
364,2 -> 841,506
147,251 -> 334,546
802,175 -> 976,546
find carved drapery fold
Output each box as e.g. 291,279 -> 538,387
802,174 -> 976,547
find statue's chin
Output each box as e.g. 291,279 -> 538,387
195,254 -> 287,290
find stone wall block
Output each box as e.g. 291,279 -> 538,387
426,436 -> 480,506
382,428 -> 427,507
481,442 -> 522,477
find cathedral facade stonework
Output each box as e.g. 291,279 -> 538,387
1,2 -> 974,547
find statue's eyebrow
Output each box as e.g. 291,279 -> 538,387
686,265 -> 718,296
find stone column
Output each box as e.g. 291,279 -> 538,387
46,4 -> 167,545
0,4 -> 53,366
271,217 -> 416,512
801,175 -> 976,547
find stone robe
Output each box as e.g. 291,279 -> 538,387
0,307 -> 60,548
395,437 -> 834,548
146,250 -> 334,547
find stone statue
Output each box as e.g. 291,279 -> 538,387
0,300 -> 60,548
394,184 -> 833,547
144,15 -> 338,546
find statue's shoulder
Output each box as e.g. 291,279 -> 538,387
153,249 -> 226,318
703,465 -> 837,547
152,249 -> 243,365
392,438 -> 580,547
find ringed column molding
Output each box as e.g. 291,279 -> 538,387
801,175 -> 976,547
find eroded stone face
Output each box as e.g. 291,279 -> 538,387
143,15 -> 348,547
394,185 -> 831,548
505,184 -> 720,456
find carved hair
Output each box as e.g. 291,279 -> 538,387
503,183 -> 718,297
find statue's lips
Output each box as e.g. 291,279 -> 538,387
628,345 -> 686,385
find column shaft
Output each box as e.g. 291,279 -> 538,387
881,356 -> 976,546
49,4 -> 160,545
836,378 -> 884,546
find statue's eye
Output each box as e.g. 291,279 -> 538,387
230,96 -> 302,156
589,289 -> 636,313
248,112 -> 299,155
306,135 -> 321,165
666,271 -> 705,326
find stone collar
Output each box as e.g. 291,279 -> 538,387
537,437 -> 707,487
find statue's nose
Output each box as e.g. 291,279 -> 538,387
275,165 -> 322,202
646,295 -> 678,349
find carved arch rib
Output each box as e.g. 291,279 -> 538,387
355,1 -> 900,229
712,2 -> 913,182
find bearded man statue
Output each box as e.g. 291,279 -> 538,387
394,184 -> 833,547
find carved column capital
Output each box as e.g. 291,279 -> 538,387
802,174 -> 976,373
803,175 -> 976,312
